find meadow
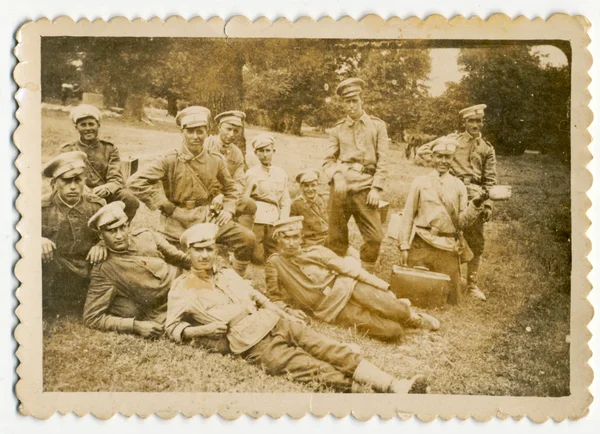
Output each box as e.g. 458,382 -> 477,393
42,108 -> 571,395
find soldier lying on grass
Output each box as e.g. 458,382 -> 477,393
165,223 -> 429,393
265,216 -> 440,342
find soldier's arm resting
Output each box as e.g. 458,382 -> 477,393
371,120 -> 389,190
264,258 -> 294,310
127,157 -> 176,215
458,182 -> 483,228
83,267 -> 136,334
398,180 -> 420,251
165,288 -> 193,342
215,158 -> 239,215
279,177 -> 292,219
322,129 -> 343,183
103,146 -> 126,194
249,287 -> 306,324
482,147 -> 497,211
153,231 -> 191,269
321,248 -> 390,291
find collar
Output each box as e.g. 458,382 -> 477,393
55,192 -> 82,210
259,163 -> 272,173
466,131 -> 482,140
429,170 -> 451,179
78,138 -> 100,148
106,235 -> 136,255
179,141 -> 206,162
346,112 -> 369,127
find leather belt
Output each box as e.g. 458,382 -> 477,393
173,198 -> 212,210
416,225 -> 457,238
341,161 -> 376,176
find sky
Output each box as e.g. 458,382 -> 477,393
426,45 -> 569,97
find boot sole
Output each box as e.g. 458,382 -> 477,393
408,375 -> 429,394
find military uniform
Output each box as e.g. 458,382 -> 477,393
62,105 -> 139,220
83,226 -> 190,333
399,140 -> 484,304
245,133 -> 291,263
417,104 -> 497,295
323,79 -> 389,269
290,193 -> 329,247
42,191 -> 104,310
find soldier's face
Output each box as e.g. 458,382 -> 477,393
300,180 -> 319,200
277,231 -> 303,255
188,243 -> 217,270
100,223 -> 130,252
219,123 -> 241,146
342,95 -> 363,119
255,145 -> 275,166
75,117 -> 100,143
432,152 -> 454,175
465,117 -> 484,135
54,173 -> 86,205
182,126 -> 208,152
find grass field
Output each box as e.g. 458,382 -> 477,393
41,108 -> 571,395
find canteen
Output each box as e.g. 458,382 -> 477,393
488,185 -> 512,201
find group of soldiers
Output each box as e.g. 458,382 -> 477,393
41,76 -> 497,393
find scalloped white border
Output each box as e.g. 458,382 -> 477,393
12,14 -> 593,421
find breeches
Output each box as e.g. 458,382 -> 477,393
242,319 -> 362,391
463,214 -> 485,257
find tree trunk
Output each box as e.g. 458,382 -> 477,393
167,93 -> 178,117
123,93 -> 147,122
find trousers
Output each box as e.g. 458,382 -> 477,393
408,234 -> 461,304
463,214 -> 485,257
243,319 -> 363,392
235,196 -> 257,230
335,281 -> 412,341
327,187 -> 384,263
43,257 -> 91,316
252,223 -> 277,264
108,295 -> 168,325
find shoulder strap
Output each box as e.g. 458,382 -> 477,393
432,178 -> 461,234
182,160 -> 211,199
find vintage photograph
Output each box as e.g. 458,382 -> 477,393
14,16 -> 592,419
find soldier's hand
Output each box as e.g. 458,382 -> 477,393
284,312 -> 307,325
41,237 -> 56,263
366,188 -> 380,208
481,207 -> 493,222
92,185 -> 111,198
198,322 -> 228,339
214,210 -> 233,227
333,173 -> 348,197
86,245 -> 108,265
286,308 -> 308,323
399,249 -> 409,267
172,207 -> 206,226
472,191 -> 489,208
211,194 -> 224,213
133,320 -> 164,338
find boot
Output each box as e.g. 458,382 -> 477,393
389,375 -> 429,394
231,257 -> 250,278
352,360 -> 395,393
467,256 -> 486,301
409,312 -> 440,331
361,261 -> 376,274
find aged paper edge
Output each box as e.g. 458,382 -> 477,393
12,14 -> 593,421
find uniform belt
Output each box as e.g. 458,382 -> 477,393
416,225 -> 457,238
228,310 -> 252,327
173,198 -> 212,209
455,175 -> 482,186
341,161 -> 376,176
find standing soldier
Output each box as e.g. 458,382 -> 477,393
127,106 -> 256,278
399,139 -> 488,304
41,151 -> 106,313
205,110 -> 257,229
61,104 -> 140,221
243,133 -> 291,263
323,78 -> 388,273
417,104 -> 497,300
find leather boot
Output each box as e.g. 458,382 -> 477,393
467,256 -> 486,301
352,360 -> 395,393
231,257 -> 250,278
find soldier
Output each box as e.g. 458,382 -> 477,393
41,151 -> 106,313
265,217 -> 440,342
243,133 -> 291,264
83,202 -> 190,337
290,168 -> 329,247
61,104 -> 140,221
166,223 -> 429,394
398,139 -> 488,304
205,110 -> 257,229
323,78 -> 388,273
127,106 -> 256,277
417,104 -> 497,300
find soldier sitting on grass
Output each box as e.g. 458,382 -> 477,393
165,223 -> 429,394
264,217 -> 440,343
83,201 -> 191,338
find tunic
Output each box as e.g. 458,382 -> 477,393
245,164 -> 291,224
289,192 -> 329,245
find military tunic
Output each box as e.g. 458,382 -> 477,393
322,113 -> 388,263
42,192 -> 104,310
83,228 -> 189,333
290,192 -> 329,247
265,246 -> 414,341
61,139 -> 139,220
399,170 -> 483,303
417,132 -> 497,257
166,267 -> 362,391
127,143 -> 255,261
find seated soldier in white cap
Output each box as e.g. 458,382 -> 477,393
166,223 -> 429,394
265,217 -> 440,342
42,151 -> 107,314
127,106 -> 256,277
205,110 -> 256,230
399,138 -> 488,304
417,104 -> 497,300
83,201 -> 191,337
61,104 -> 140,221
243,133 -> 291,264
290,168 -> 329,248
